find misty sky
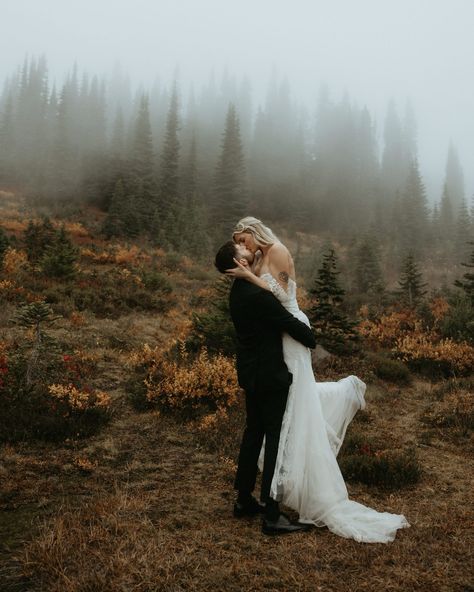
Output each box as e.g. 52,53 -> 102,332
1,0 -> 473,202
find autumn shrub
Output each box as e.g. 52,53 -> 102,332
63,268 -> 174,317
140,269 -> 173,293
396,334 -> 474,377
0,303 -> 110,441
127,341 -> 239,418
439,293 -> 474,344
366,352 -> 411,385
161,251 -> 184,272
338,433 -> 421,489
0,342 -> 111,442
191,404 -> 245,456
358,305 -> 474,377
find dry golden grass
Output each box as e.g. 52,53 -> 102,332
1,376 -> 472,592
0,195 -> 473,591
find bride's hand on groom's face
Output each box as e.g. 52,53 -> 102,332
226,258 -> 252,279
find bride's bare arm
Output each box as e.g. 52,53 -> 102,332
267,243 -> 295,290
225,259 -> 271,291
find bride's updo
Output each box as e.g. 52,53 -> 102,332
233,216 -> 278,247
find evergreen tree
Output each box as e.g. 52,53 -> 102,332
24,217 -> 57,264
40,226 -> 78,279
0,227 -> 10,269
181,131 -> 197,199
439,182 -> 454,241
212,103 -> 247,245
159,83 -> 180,208
102,178 -> 127,237
445,142 -> 465,210
130,94 -> 157,229
400,159 -> 429,255
381,100 -> 405,196
308,249 -> 358,354
353,235 -> 385,304
454,198 -> 472,261
187,277 -> 236,356
396,253 -> 427,308
454,242 -> 474,305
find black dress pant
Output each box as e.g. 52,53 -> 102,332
234,384 -> 289,503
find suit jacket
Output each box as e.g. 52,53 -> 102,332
229,279 -> 316,393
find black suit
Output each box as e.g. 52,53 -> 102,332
229,279 -> 316,503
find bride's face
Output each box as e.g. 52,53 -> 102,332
233,231 -> 258,254
235,243 -> 255,265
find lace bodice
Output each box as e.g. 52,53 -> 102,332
260,272 -> 300,315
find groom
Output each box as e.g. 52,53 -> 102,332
215,241 -> 316,535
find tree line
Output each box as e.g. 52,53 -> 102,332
0,56 -> 472,266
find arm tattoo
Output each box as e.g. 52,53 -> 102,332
278,271 -> 289,284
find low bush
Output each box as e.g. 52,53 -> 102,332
0,342 -> 111,442
127,341 -> 239,418
366,352 -> 411,385
338,433 -> 421,489
0,303 -> 110,442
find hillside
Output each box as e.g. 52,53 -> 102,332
0,191 -> 473,592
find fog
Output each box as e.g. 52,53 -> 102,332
1,0 -> 473,201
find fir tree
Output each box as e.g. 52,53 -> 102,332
454,242 -> 474,305
396,253 -> 427,308
159,83 -> 180,208
130,94 -> 157,231
308,249 -> 358,354
454,199 -> 472,261
0,227 -> 9,269
187,277 -> 236,356
353,235 -> 385,304
445,142 -> 465,210
439,182 -> 454,242
102,178 -> 127,237
40,226 -> 78,279
24,217 -> 57,264
400,159 -> 429,255
212,103 -> 247,245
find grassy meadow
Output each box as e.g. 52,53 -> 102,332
0,190 -> 473,592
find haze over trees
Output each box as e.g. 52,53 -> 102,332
0,56 -> 472,272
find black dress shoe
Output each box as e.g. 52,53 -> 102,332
262,513 -> 313,536
233,497 -> 266,518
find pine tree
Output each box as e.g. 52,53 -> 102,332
187,277 -> 236,356
102,178 -> 127,237
397,253 -> 427,308
445,142 -> 465,211
0,227 -> 10,269
212,103 -> 247,245
130,94 -> 157,230
24,217 -> 57,264
439,182 -> 454,241
400,159 -> 429,256
381,100 -> 405,196
454,242 -> 474,305
308,249 -> 358,354
354,235 -> 385,303
40,226 -> 78,279
454,198 -> 472,261
159,83 -> 180,208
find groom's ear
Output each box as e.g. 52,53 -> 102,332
238,258 -> 250,267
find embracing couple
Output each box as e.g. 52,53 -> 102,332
215,217 -> 409,543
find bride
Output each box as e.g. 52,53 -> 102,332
228,216 -> 409,543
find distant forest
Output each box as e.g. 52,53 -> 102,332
0,56 -> 472,277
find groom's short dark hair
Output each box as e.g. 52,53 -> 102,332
215,241 -> 237,273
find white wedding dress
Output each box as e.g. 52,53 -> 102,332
259,273 -> 410,543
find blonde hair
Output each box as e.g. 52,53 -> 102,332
232,216 -> 278,247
